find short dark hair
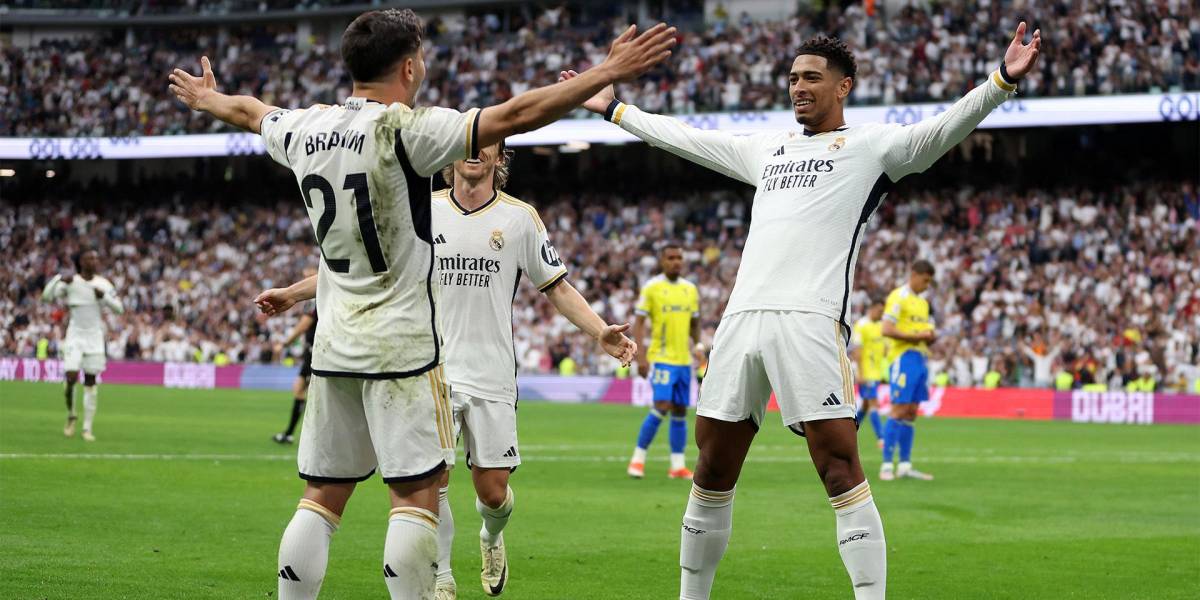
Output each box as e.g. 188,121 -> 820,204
341,9 -> 424,83
661,242 -> 684,253
73,248 -> 96,271
912,259 -> 935,275
797,36 -> 857,81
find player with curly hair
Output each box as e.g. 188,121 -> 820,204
564,25 -> 1041,600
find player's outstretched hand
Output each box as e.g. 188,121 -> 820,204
599,323 -> 637,366
169,56 -> 219,112
600,23 -> 677,84
254,287 -> 296,317
558,70 -> 613,115
1004,21 -> 1042,79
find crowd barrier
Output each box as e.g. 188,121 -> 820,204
3,358 -> 1197,425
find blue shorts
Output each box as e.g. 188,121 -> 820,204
650,363 -> 692,407
889,350 -> 929,404
858,381 -> 879,401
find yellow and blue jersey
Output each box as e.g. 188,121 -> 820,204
851,316 -> 888,382
884,284 -> 933,404
636,274 -> 699,367
883,284 -> 933,362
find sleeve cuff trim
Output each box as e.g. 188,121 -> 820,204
604,100 -> 628,124
991,70 -> 1017,93
537,271 -> 569,293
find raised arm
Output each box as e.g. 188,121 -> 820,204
169,56 -> 278,134
545,281 -> 636,366
876,23 -> 1041,180
41,274 -> 65,302
474,24 -> 677,149
560,70 -> 763,185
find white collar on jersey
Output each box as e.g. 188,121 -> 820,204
344,97 -> 386,111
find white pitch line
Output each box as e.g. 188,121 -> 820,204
0,452 -> 1196,464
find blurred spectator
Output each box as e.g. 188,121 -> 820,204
3,177 -> 1196,391
4,0 -> 1198,136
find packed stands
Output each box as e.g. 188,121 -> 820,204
5,0 -> 1198,136
4,176 -> 1196,391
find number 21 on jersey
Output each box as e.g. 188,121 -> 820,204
302,172 -> 388,273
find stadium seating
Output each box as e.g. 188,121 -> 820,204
5,178 -> 1196,391
4,1 -> 1198,136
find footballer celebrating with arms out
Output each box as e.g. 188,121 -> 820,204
170,8 -> 674,599
564,22 -> 1041,600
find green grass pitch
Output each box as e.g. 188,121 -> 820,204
1,381 -> 1198,599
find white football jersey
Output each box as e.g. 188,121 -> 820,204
42,274 -> 123,353
607,72 -> 1014,340
261,99 -> 481,377
432,189 -> 567,404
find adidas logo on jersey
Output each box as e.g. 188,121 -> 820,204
278,565 -> 301,582
383,564 -> 398,578
433,234 -> 447,244
822,393 -> 842,406
772,145 -> 785,157
502,446 -> 518,458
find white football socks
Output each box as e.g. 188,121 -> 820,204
435,487 -> 455,586
82,386 -> 97,432
384,507 -> 440,600
476,486 -> 514,546
632,446 -> 648,464
830,481 -> 887,599
277,499 -> 340,600
679,484 -> 734,600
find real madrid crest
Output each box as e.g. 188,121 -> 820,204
828,136 -> 846,152
490,230 -> 504,251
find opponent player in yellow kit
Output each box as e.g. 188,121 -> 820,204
880,260 -> 937,481
627,244 -> 701,480
850,298 -> 887,448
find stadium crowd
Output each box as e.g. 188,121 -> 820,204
3,178 -> 1197,392
5,0 -> 354,13
5,0 -> 1199,136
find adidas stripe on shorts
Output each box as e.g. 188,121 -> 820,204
698,310 -> 857,432
297,367 -> 455,483
451,391 -> 521,470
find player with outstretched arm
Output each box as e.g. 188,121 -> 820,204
256,141 -> 636,599
169,8 -> 674,599
563,23 -> 1041,600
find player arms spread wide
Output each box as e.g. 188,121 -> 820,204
170,21 -> 674,378
171,9 -> 674,600
565,21 -> 1042,600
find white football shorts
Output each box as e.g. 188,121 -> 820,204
451,391 -> 520,470
297,365 -> 454,483
62,338 -> 106,374
698,310 -> 857,433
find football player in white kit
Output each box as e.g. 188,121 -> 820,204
169,8 -> 675,599
432,141 -> 636,598
563,24 -> 1042,600
41,249 -> 124,442
265,143 -> 640,600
